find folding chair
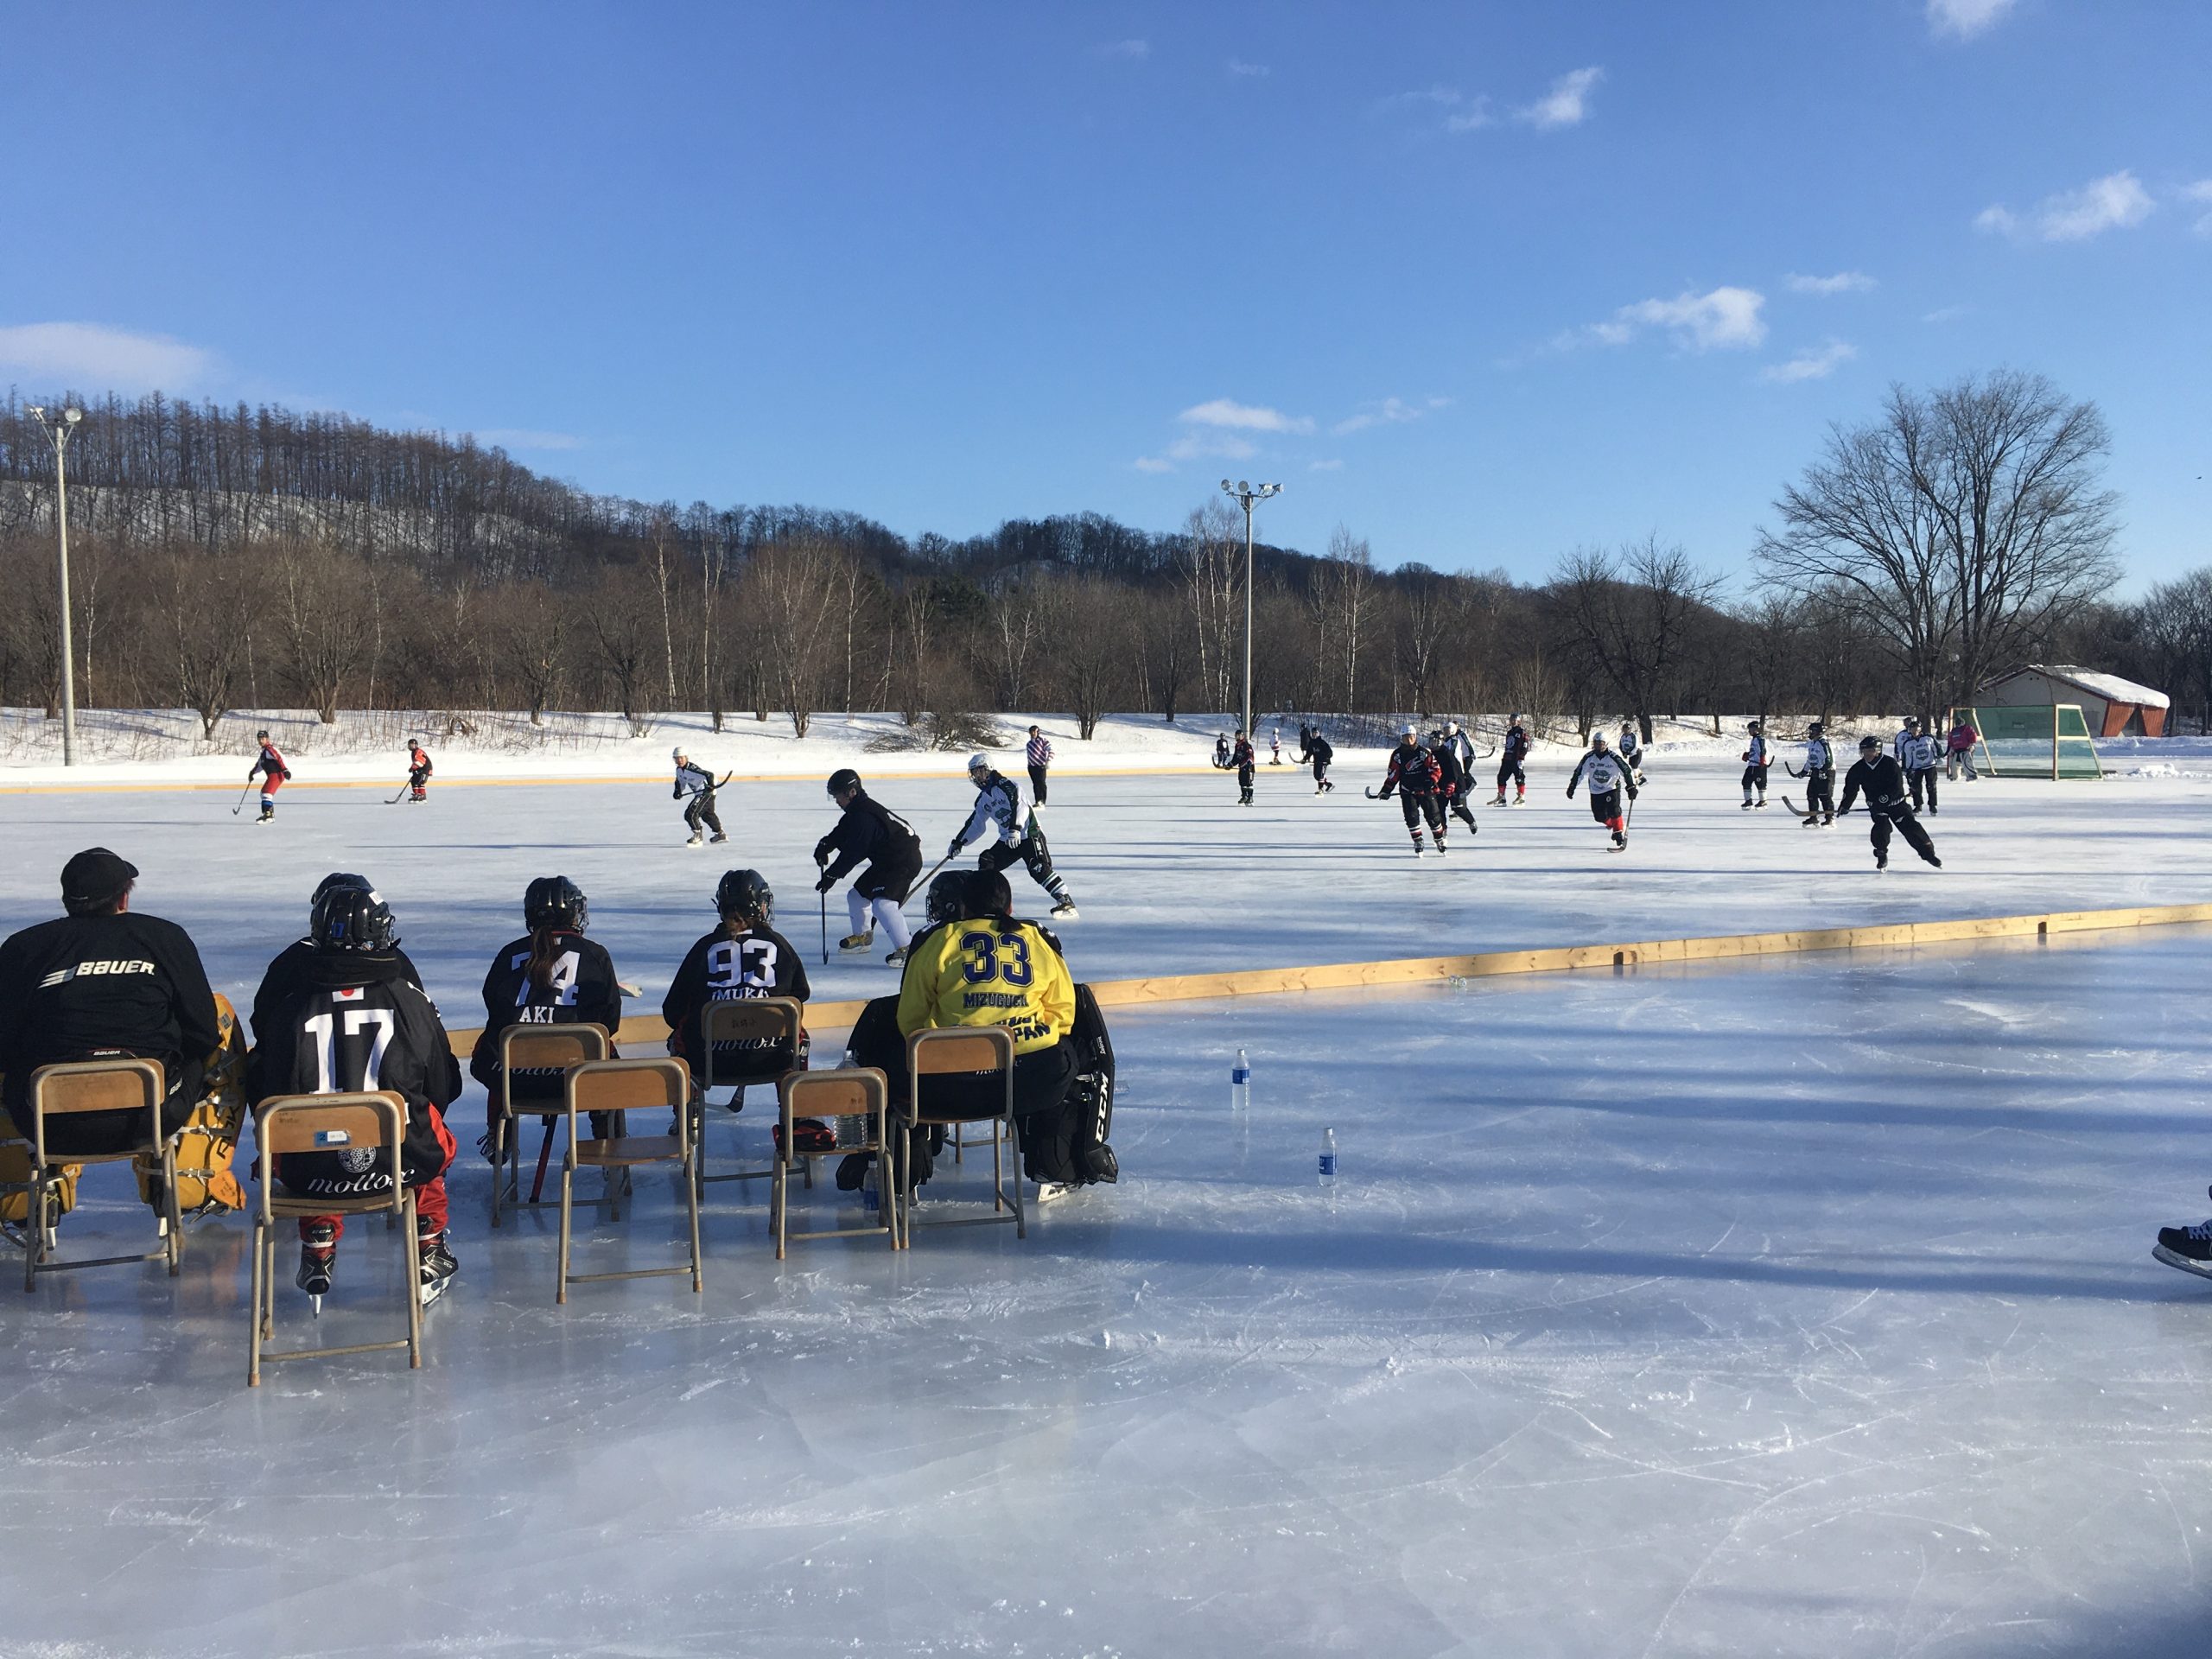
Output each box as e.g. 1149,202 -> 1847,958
487,1022 -> 612,1227
774,1068 -> 897,1257
248,1091 -> 420,1387
21,1058 -> 180,1292
895,1027 -> 1024,1244
694,998 -> 806,1196
556,1058 -> 701,1304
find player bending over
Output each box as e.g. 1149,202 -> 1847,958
951,754 -> 1078,919
1837,735 -> 1942,871
671,747 -> 728,848
1377,725 -> 1448,855
815,768 -> 925,964
1566,731 -> 1638,851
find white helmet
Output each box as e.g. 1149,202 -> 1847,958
966,753 -> 990,775
1402,723 -> 1419,738
1446,721 -> 1460,734
1592,731 -> 1611,748
671,747 -> 686,761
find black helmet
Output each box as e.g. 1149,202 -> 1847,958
925,869 -> 971,925
255,728 -> 270,741
1859,734 -> 1881,752
312,872 -> 371,909
826,767 -> 861,797
524,875 -> 588,931
311,885 -> 397,953
967,871 -> 1014,919
715,868 -> 774,928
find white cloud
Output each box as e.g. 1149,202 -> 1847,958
1922,304 -> 1970,324
1444,99 -> 1495,133
1515,66 -> 1603,130
1760,340 -> 1858,384
1928,0 -> 2018,41
2183,180 -> 2212,237
1228,59 -> 1269,78
1308,458 -> 1344,472
1133,455 -> 1175,474
1574,286 -> 1767,353
1179,397 -> 1314,435
1978,169 -> 2155,242
1374,86 -> 1466,114
1094,38 -> 1149,60
1786,270 -> 1877,296
1333,395 -> 1450,435
472,428 -> 585,452
0,321 -> 216,395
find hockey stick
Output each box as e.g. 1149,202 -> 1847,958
528,1118 -> 556,1205
385,785 -> 410,804
231,781 -> 255,817
1781,796 -> 1821,823
902,850 -> 955,909
819,885 -> 829,965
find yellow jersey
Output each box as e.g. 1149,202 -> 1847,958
895,918 -> 1075,1055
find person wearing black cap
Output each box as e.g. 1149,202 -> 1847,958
1837,735 -> 1942,871
814,769 -> 925,964
0,849 -> 220,1155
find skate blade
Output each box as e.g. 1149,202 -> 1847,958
420,1276 -> 452,1308
309,1294 -> 323,1318
2154,1244 -> 2212,1281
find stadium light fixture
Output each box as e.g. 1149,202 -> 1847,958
1220,478 -> 1287,741
27,405 -> 83,766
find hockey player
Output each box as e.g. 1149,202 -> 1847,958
1211,733 -> 1232,770
950,755 -> 1078,919
470,876 -> 625,1158
1427,728 -> 1481,837
663,869 -> 812,1098
1796,721 -> 1836,827
1945,716 -> 1980,782
1891,715 -> 1918,766
1618,721 -> 1645,783
1377,724 -> 1448,855
1493,715 -> 1531,804
2154,1195 -> 2212,1281
1269,725 -> 1282,765
1025,725 -> 1053,805
247,729 -> 289,823
671,747 -> 728,848
1303,729 -> 1335,793
0,848 -> 221,1156
249,884 -> 462,1308
1740,721 -> 1772,810
1566,731 -> 1639,850
1903,721 -> 1942,814
814,768 -> 925,964
1230,731 -> 1257,805
404,739 -> 432,803
252,873 -> 423,1045
1441,720 -> 1478,774
1837,734 -> 1942,871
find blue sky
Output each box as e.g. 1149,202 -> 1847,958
3,1 -> 2205,591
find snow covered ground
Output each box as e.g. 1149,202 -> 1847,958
6,724 -> 2212,1655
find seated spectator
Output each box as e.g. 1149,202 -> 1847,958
470,876 -> 624,1154
251,872 -> 422,1045
0,848 -> 219,1157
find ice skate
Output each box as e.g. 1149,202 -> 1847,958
2155,1198 -> 2212,1280
1754,798 -> 1768,809
1034,1181 -> 1077,1205
884,944 -> 909,965
838,931 -> 875,954
709,831 -> 728,842
1875,852 -> 1889,870
416,1228 -> 458,1306
1512,791 -> 1525,805
1050,898 -> 1080,920
297,1223 -> 336,1313
683,833 -> 703,848
1740,799 -> 1756,810
1611,830 -> 1627,849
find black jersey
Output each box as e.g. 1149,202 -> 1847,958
252,938 -> 423,1046
1839,754 -> 1914,816
1381,742 -> 1441,796
468,931 -> 625,1102
0,909 -> 220,1128
663,925 -> 812,1076
814,791 -> 925,889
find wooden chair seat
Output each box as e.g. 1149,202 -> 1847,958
575,1134 -> 682,1167
21,1058 -> 181,1290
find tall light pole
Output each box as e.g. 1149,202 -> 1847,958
29,404 -> 85,766
1219,479 -> 1281,742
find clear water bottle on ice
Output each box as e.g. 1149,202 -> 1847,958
1318,1126 -> 1338,1188
1231,1048 -> 1251,1113
861,1162 -> 880,1214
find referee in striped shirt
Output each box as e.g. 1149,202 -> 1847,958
1026,726 -> 1054,807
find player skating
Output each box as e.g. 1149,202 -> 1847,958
1440,721 -> 1478,775
1901,718 -> 1942,814
814,768 -> 925,964
1299,725 -> 1335,792
1375,724 -> 1448,855
1566,730 -> 1638,850
1740,721 -> 1772,810
1230,730 -> 1256,804
247,729 -> 289,823
1428,728 -> 1480,838
249,883 -> 462,1309
1789,721 -> 1836,827
1618,721 -> 1645,784
1492,715 -> 1531,805
1837,734 -> 1942,871
404,739 -> 432,804
951,754 -> 1078,918
1269,725 -> 1282,765
671,747 -> 729,848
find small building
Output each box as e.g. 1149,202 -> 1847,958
1974,664 -> 2169,738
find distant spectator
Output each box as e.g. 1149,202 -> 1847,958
1026,725 -> 1054,806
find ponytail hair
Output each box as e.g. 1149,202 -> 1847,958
524,925 -> 565,997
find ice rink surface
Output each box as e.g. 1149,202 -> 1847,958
5,751 -> 2212,1655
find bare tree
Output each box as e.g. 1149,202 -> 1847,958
1755,372 -> 2120,724
1176,502 -> 1242,714
270,538 -> 376,722
587,565 -> 665,734
1547,537 -> 1722,741
741,537 -> 849,737
1312,525 -> 1374,710
153,542 -> 250,736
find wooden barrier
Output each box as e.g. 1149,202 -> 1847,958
442,899 -> 2212,1058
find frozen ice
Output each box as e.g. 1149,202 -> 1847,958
3,740 -> 2212,1654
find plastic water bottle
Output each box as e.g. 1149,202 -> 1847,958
861,1162 -> 880,1214
1231,1048 -> 1251,1113
1318,1126 -> 1338,1188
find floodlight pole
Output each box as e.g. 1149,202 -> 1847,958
29,405 -> 84,766
1219,480 -> 1281,741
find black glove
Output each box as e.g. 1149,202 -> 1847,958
947,838 -> 962,859
1628,786 -> 1639,800
280,769 -> 292,781
671,783 -> 682,799
813,874 -> 836,893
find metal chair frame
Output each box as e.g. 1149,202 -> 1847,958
487,1022 -> 613,1227
694,998 -> 807,1196
20,1059 -> 181,1291
773,1067 -> 899,1256
894,1027 -> 1024,1244
248,1091 -> 421,1386
556,1058 -> 702,1304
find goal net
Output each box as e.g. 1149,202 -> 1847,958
1953,703 -> 2103,779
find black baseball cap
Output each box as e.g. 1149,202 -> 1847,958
61,848 -> 137,906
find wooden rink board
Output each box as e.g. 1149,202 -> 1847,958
442,900 -> 2212,1058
